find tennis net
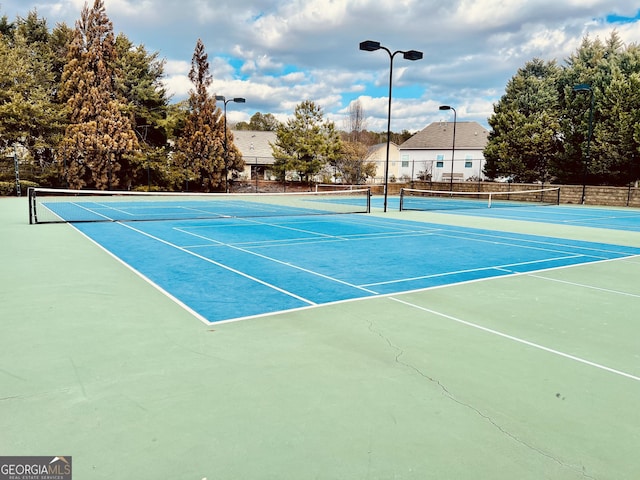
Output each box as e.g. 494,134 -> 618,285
399,187 -> 561,211
315,184 -> 365,192
28,187 -> 371,224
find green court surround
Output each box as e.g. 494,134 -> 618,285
2,196 -> 639,479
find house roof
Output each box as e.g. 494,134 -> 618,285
401,121 -> 489,150
231,130 -> 276,159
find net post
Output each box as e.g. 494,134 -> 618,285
367,188 -> 371,213
555,187 -> 561,205
487,193 -> 492,208
28,187 -> 36,224
399,188 -> 405,211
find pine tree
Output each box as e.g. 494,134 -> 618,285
114,33 -> 170,189
596,66 -> 640,185
484,58 -> 562,183
271,100 -> 342,183
175,39 -> 227,191
58,0 -> 138,189
0,11 -> 67,181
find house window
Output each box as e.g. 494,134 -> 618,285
436,161 -> 444,168
465,161 -> 473,168
436,154 -> 444,168
401,154 -> 409,168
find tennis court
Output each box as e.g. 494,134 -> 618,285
2,190 -> 640,479
398,186 -> 640,232
447,204 -> 640,232
70,211 -> 640,324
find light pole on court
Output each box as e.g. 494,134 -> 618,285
439,105 -> 457,192
359,40 -> 423,212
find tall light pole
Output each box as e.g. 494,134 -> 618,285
360,40 -> 423,212
439,105 -> 457,192
215,95 -> 246,192
572,83 -> 594,205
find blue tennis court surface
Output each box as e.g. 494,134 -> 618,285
412,202 -> 640,232
72,214 -> 640,323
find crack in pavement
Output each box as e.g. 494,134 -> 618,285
366,319 -> 597,480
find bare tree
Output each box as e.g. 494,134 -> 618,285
346,99 -> 366,143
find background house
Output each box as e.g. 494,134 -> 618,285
232,131 -> 403,185
365,142 -> 400,184
399,121 -> 489,182
231,130 -> 277,180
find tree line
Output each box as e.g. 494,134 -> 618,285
484,31 -> 640,186
0,1 -> 250,192
0,1 -> 405,192
5,3 -> 637,192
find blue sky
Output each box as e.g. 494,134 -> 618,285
2,1 -> 640,132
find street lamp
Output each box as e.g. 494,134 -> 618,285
439,105 -> 457,192
360,40 -> 423,212
572,83 -> 594,205
215,95 -> 246,192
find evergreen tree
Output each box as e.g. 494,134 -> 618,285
596,66 -> 640,185
556,34 -> 614,185
484,31 -> 640,187
175,38 -> 221,191
114,34 -> 168,147
58,0 -> 138,189
271,100 -> 342,183
0,14 -> 15,40
0,26 -> 31,145
176,39 -> 241,191
0,11 -> 67,182
114,33 -> 170,189
484,58 -> 562,183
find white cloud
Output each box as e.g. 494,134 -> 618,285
2,0 -> 640,131
164,60 -> 190,76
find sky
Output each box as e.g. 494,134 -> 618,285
2,0 -> 640,133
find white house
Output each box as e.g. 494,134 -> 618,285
399,121 -> 489,182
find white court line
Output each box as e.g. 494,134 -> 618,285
325,215 -> 638,258
66,223 -> 212,325
72,211 -> 640,328
361,254 -> 583,288
389,296 -> 640,383
237,216 -> 353,240
69,202 -> 118,221
528,273 -> 640,298
115,222 -> 317,306
432,229 -> 631,259
182,229 -> 437,249
93,201 -> 139,217
175,227 -> 379,294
